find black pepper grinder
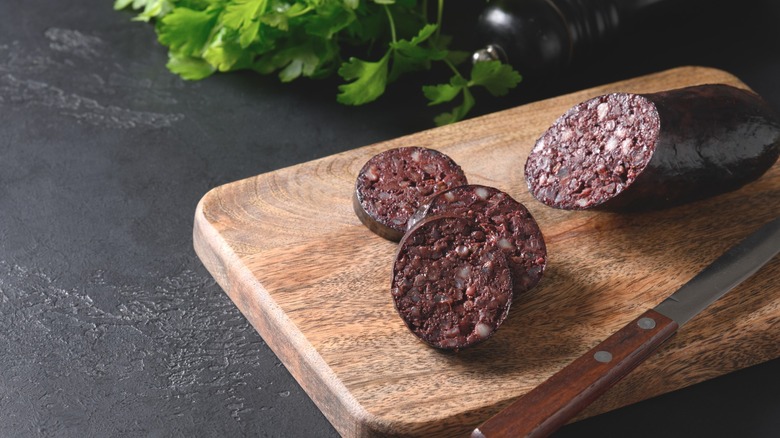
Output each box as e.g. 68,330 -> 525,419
472,0 -> 711,78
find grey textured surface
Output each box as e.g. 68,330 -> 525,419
0,0 -> 778,437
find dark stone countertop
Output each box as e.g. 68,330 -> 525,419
1,1 -> 778,436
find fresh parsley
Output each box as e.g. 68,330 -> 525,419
115,0 -> 523,125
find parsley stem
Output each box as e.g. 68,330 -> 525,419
287,5 -> 313,18
435,0 -> 443,40
443,57 -> 464,81
383,5 -> 397,44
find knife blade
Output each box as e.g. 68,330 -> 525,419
472,216 -> 780,438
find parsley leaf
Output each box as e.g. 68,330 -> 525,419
389,23 -> 446,80
338,22 -> 447,105
157,7 -> 218,57
221,0 -> 265,31
424,60 -> 521,125
337,52 -> 390,105
423,77 -> 464,105
113,0 -> 138,10
470,60 -> 523,96
221,0 -> 267,47
166,53 -> 216,80
255,43 -> 323,82
433,88 -> 475,126
304,2 -> 356,39
117,0 -> 527,125
114,0 -> 173,21
202,28 -> 251,72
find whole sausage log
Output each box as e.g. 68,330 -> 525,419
392,216 -> 513,350
354,147 -> 468,240
409,185 -> 547,296
524,84 -> 780,211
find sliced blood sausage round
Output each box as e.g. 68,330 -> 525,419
354,146 -> 468,240
408,185 -> 546,296
392,216 -> 513,350
525,84 -> 780,211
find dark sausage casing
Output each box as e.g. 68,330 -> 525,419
354,147 -> 468,240
525,84 -> 780,211
409,185 -> 547,297
392,216 -> 513,350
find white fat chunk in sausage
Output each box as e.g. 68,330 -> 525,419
532,137 -> 545,153
475,322 -> 493,339
497,237 -> 514,250
475,187 -> 490,200
364,165 -> 380,182
422,163 -> 439,174
605,136 -> 619,152
456,265 -> 471,279
597,102 -> 610,120
621,138 -> 635,155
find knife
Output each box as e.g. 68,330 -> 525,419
472,216 -> 780,438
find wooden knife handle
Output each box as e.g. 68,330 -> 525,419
472,309 -> 679,438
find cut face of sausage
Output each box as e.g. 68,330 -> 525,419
409,185 -> 547,296
525,84 -> 780,211
525,93 -> 660,210
354,147 -> 468,240
392,216 -> 513,350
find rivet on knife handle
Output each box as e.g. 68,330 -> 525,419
471,310 -> 679,438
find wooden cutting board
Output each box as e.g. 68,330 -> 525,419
193,66 -> 780,437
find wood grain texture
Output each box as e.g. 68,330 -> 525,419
193,66 -> 780,437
